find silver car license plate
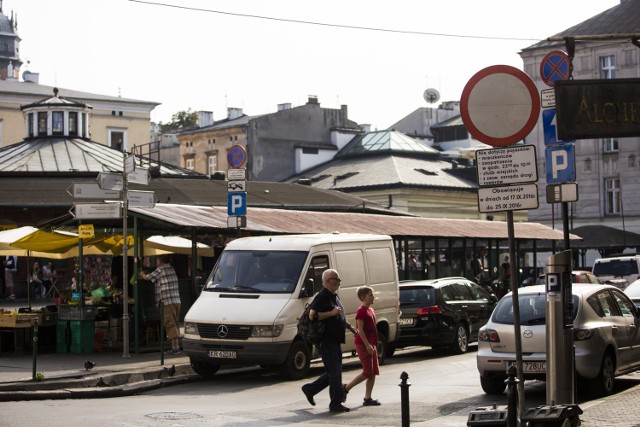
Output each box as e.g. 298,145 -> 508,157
209,350 -> 237,359
507,361 -> 546,373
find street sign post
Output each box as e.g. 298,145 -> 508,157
476,145 -> 537,187
97,172 -> 124,191
227,193 -> 247,216
477,184 -> 539,213
540,50 -> 570,87
125,154 -> 136,174
227,180 -> 247,192
127,190 -> 155,208
546,144 -> 576,183
227,145 -> 247,169
127,168 -> 150,185
68,183 -> 121,199
543,109 -> 574,146
227,168 -> 246,181
461,65 -> 540,147
72,202 -> 122,219
546,183 -> 579,204
78,224 -> 95,239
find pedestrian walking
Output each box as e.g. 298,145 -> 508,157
343,286 -> 381,406
301,269 -> 357,413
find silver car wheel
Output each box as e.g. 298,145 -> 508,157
451,324 -> 468,354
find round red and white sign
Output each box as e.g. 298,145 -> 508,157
460,65 -> 540,147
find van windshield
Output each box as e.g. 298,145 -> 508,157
204,250 -> 307,294
593,259 -> 639,278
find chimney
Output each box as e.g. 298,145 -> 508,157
198,111 -> 214,127
307,95 -> 319,105
359,124 -> 371,133
278,103 -> 292,111
22,71 -> 39,83
228,107 -> 243,120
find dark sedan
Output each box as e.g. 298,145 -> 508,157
392,277 -> 498,355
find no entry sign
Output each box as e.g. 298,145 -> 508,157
461,65 -> 540,147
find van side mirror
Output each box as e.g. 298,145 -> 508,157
299,278 -> 314,298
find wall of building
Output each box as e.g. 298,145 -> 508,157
520,40 -> 640,236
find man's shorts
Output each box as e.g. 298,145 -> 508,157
163,303 -> 181,340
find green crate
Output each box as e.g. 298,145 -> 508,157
56,320 -> 94,354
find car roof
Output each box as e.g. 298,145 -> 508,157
399,277 -> 471,289
504,283 -> 619,298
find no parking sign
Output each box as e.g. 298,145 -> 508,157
540,50 -> 570,87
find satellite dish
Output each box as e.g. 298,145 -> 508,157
423,88 -> 440,104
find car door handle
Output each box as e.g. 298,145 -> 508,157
612,325 -> 618,336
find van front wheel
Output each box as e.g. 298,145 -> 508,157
190,358 -> 220,377
281,340 -> 311,380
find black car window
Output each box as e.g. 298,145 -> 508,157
466,282 -> 490,302
588,291 -> 621,318
452,283 -> 472,301
611,290 -> 635,318
400,287 -> 435,305
440,285 -> 453,301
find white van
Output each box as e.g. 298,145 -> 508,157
592,255 -> 640,289
183,233 -> 400,380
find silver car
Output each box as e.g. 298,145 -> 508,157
477,284 -> 640,396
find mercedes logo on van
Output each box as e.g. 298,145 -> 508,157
523,329 -> 533,338
217,325 -> 229,338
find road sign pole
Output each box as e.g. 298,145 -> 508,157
122,155 -> 130,359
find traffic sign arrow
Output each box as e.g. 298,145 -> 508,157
71,202 -> 122,219
127,190 -> 155,208
128,168 -> 150,185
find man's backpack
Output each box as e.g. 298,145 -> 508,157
297,303 -> 325,345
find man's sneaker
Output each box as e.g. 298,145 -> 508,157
363,398 -> 381,406
164,349 -> 176,355
329,404 -> 350,413
8,295 -> 15,300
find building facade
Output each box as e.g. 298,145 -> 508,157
519,0 -> 640,246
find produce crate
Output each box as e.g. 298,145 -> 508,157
56,319 -> 94,354
0,314 -> 39,328
57,305 -> 97,321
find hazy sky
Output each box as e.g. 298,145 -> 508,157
12,0 -> 619,129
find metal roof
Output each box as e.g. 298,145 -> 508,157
0,138 -> 201,176
129,204 -> 576,241
523,1 -> 640,52
337,130 -> 439,159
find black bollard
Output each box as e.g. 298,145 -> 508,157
399,371 -> 411,427
32,320 -> 39,381
506,365 -> 519,427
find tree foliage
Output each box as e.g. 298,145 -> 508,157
159,108 -> 198,132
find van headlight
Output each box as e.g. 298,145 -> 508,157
184,322 -> 199,335
252,325 -> 284,337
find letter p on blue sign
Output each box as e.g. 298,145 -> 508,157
545,144 -> 575,184
227,192 -> 247,216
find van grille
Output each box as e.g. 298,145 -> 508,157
198,323 -> 252,340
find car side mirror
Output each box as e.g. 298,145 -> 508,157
299,278 -> 314,298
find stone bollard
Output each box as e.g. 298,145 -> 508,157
506,365 -> 519,427
399,371 -> 411,427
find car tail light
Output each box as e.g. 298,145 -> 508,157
417,306 -> 442,315
479,328 -> 500,342
574,328 -> 594,341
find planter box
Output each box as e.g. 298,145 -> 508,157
0,314 -> 39,329
58,305 -> 97,321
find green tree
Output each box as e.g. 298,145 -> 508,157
159,108 -> 198,132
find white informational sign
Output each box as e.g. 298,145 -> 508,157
227,180 -> 246,192
227,168 -> 246,181
128,168 -> 150,185
125,155 -> 136,174
476,145 -> 538,187
72,202 -> 122,219
477,184 -> 539,213
541,89 -> 556,108
97,172 -> 124,191
69,183 -> 121,199
127,190 -> 155,208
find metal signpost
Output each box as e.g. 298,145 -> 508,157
226,144 -> 247,236
462,65 -> 541,422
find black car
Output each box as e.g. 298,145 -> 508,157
393,277 -> 498,354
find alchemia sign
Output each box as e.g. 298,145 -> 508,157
555,78 -> 640,140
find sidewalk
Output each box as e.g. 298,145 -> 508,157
2,349 -> 640,426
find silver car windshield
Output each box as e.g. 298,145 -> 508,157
492,293 -> 579,325
203,250 -> 307,294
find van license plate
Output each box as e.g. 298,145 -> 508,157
399,318 -> 415,326
507,361 -> 545,373
209,350 -> 237,359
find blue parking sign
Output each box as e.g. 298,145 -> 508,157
227,192 -> 247,216
545,144 -> 575,184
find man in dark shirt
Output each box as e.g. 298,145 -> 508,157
301,268 -> 357,413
